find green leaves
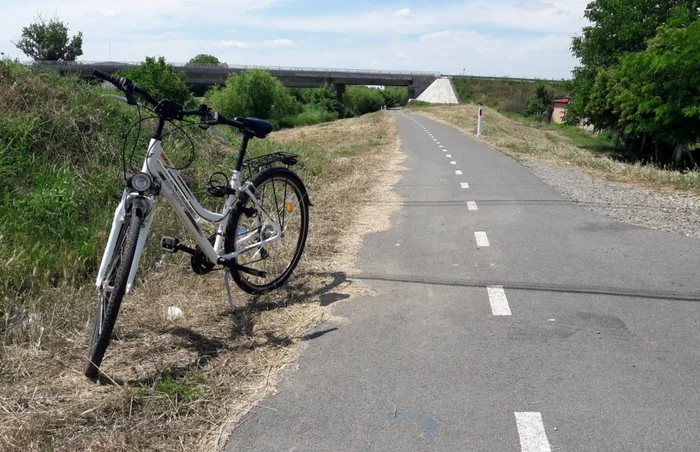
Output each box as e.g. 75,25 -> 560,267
569,1 -> 700,163
205,69 -> 301,127
13,14 -> 83,61
120,57 -> 193,106
524,84 -> 553,118
185,54 -> 227,68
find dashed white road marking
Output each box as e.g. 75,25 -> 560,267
439,145 -> 444,148
446,154 -> 452,157
443,149 -> 447,152
487,286 -> 511,316
467,201 -> 478,211
460,182 -> 470,189
474,231 -> 490,247
455,170 -> 463,175
450,161 -> 457,165
436,141 -> 441,145
515,412 -> 552,452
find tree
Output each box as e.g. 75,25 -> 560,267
14,14 -> 83,61
567,0 -> 700,124
524,84 -> 553,118
205,69 -> 301,126
612,9 -> 700,163
381,87 -> 409,108
120,56 -> 193,106
345,86 -> 385,116
186,54 -> 227,67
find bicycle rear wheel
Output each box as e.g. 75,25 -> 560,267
84,197 -> 145,380
225,167 -> 309,294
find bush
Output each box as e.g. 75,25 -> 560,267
345,86 -> 385,116
381,86 -> 408,108
524,84 -> 554,118
205,69 -> 301,128
120,56 -> 193,106
185,54 -> 227,68
280,104 -> 338,128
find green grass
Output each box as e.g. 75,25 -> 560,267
0,62 -> 344,342
451,77 -> 567,114
0,62 -> 136,308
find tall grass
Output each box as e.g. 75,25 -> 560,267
0,62 -> 137,322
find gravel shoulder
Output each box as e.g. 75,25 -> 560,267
523,158 -> 700,239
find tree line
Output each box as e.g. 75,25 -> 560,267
566,0 -> 700,166
10,15 -> 408,130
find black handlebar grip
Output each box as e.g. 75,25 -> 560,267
93,69 -> 128,90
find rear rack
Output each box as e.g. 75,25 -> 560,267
242,152 -> 298,179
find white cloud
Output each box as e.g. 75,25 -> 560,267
394,8 -> 413,18
0,0 -> 588,78
266,38 -> 293,47
241,1 -> 589,35
216,40 -> 252,49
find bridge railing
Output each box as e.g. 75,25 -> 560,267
30,60 -> 442,77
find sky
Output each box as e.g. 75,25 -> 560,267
0,0 -> 590,79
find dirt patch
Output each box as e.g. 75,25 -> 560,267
0,112 -> 403,451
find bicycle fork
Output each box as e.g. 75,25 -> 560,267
95,189 -> 156,296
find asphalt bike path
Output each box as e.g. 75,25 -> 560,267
226,112 -> 700,451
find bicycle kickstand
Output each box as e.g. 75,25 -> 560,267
224,269 -> 236,312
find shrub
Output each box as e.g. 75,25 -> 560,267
120,56 -> 193,106
205,69 -> 301,128
345,86 -> 385,116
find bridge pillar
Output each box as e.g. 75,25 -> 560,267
334,83 -> 346,104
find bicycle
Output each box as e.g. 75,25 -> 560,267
85,69 -> 311,380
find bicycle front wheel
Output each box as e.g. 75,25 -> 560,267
226,167 -> 309,294
84,197 -> 146,380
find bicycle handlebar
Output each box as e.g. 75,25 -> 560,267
94,68 -> 247,131
93,69 -> 158,106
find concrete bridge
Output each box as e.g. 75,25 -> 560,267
38,61 -> 440,100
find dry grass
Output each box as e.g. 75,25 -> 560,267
410,104 -> 700,193
0,112 -> 402,451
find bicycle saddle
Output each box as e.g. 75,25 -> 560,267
235,117 -> 274,138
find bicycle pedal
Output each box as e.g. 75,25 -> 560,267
161,236 -> 180,253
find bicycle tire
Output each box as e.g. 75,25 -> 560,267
225,167 -> 309,294
84,197 -> 146,380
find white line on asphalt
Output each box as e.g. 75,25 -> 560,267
487,286 -> 511,316
467,201 -> 478,211
446,154 -> 452,157
461,182 -> 470,189
443,149 -> 447,152
455,170 -> 463,175
450,161 -> 457,165
436,142 -> 441,145
475,231 -> 490,247
439,145 -> 444,148
514,412 -> 551,452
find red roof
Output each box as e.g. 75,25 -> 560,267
552,98 -> 569,104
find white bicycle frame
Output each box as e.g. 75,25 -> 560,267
95,137 -> 283,295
